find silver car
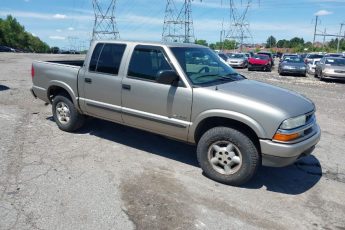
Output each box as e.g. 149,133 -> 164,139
307,59 -> 321,74
227,53 -> 248,68
315,57 -> 345,80
278,56 -> 307,76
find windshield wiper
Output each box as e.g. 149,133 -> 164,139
194,74 -> 220,80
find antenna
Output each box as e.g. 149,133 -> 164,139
162,0 -> 201,43
224,0 -> 254,51
92,0 -> 120,41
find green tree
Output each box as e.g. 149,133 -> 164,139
0,15 -> 50,53
277,39 -> 290,48
195,39 -> 208,47
266,35 -> 276,48
289,37 -> 304,48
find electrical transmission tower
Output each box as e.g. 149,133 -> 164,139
224,0 -> 254,51
162,0 -> 200,43
92,0 -> 120,41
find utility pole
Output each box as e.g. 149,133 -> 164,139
92,0 -> 120,41
313,15 -> 319,45
322,28 -> 327,50
337,23 -> 344,53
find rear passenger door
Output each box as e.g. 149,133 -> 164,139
121,45 -> 193,141
80,43 -> 126,122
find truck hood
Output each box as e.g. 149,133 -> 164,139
213,79 -> 314,117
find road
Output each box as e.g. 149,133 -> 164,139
0,53 -> 345,230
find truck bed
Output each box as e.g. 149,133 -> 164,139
47,60 -> 84,67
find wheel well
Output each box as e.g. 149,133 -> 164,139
194,117 -> 260,150
48,86 -> 72,103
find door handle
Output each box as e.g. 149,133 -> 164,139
122,84 -> 131,90
85,78 -> 92,83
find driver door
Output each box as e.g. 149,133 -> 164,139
121,45 -> 193,141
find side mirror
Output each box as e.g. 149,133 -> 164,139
156,70 -> 179,85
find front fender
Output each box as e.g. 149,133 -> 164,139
188,109 -> 267,143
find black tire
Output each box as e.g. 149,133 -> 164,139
52,93 -> 85,132
196,127 -> 259,186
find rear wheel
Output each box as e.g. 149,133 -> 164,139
197,127 -> 259,186
52,94 -> 85,132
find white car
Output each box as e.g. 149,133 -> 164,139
307,59 -> 321,74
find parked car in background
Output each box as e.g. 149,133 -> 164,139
226,53 -> 248,68
305,53 -> 324,64
325,53 -> 344,58
278,56 -> 307,76
315,57 -> 345,80
243,53 -> 251,59
257,51 -> 274,66
248,54 -> 272,71
218,53 -> 229,62
306,59 -> 321,75
0,46 -> 15,52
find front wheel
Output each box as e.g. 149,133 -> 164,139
52,94 -> 85,132
197,127 -> 259,186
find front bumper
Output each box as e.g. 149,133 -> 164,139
280,69 -> 306,75
248,64 -> 269,70
229,62 -> 246,67
323,72 -> 345,79
260,124 -> 321,167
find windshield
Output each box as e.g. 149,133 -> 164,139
170,47 -> 244,86
308,54 -> 323,59
229,54 -> 245,59
252,54 -> 269,60
325,58 -> 345,66
258,52 -> 272,57
283,56 -> 303,63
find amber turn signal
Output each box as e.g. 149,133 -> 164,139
273,132 -> 300,142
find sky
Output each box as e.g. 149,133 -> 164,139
0,0 -> 345,50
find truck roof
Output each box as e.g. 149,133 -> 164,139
92,40 -> 206,48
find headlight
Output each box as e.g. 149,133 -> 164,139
280,115 -> 306,130
273,115 -> 307,142
300,66 -> 306,70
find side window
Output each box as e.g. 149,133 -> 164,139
95,43 -> 126,75
127,47 -> 172,81
89,43 -> 104,72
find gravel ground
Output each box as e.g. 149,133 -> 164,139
0,53 -> 345,230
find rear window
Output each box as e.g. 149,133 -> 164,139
89,43 -> 103,72
89,43 -> 126,75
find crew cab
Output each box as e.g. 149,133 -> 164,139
31,41 -> 321,185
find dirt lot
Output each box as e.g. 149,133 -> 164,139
1,53 -> 345,230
